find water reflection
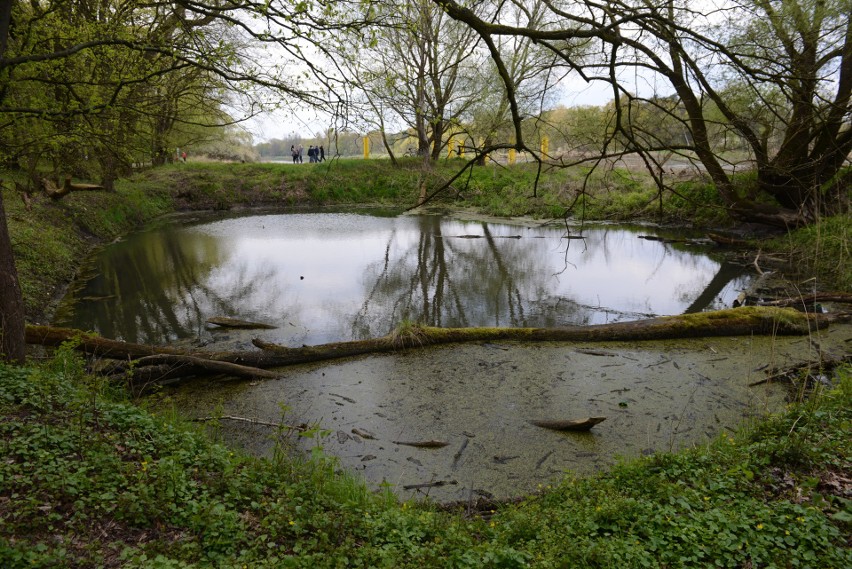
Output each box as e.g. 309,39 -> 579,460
57,212 -> 751,345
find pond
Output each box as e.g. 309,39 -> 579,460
56,209 -> 805,502
56,210 -> 751,345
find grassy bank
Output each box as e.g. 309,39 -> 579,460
764,215 -> 852,292
1,349 -> 849,567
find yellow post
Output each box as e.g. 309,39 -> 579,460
540,135 -> 549,156
363,136 -> 369,159
508,148 -> 516,165
447,138 -> 455,158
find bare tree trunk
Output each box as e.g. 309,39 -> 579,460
0,190 -> 26,364
378,129 -> 398,166
0,0 -> 26,364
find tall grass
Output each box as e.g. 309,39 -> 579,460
766,215 -> 851,291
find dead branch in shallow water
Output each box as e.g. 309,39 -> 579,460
452,438 -> 469,469
529,417 -> 607,431
393,440 -> 450,448
130,354 -> 280,379
100,353 -> 278,389
206,317 -> 277,329
748,352 -> 852,387
536,450 -> 554,469
351,427 -> 377,440
403,480 -> 458,490
751,293 -> 852,308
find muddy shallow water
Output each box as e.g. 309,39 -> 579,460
166,323 -> 851,503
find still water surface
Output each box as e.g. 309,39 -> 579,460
57,210 -> 751,345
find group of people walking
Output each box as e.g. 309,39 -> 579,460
290,144 -> 325,163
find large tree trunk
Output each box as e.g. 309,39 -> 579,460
0,0 -> 25,364
0,190 -> 26,364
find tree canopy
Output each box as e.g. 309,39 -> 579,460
0,0 -> 368,361
433,0 -> 852,228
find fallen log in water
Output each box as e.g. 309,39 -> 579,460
529,417 -> 606,431
24,307 -> 837,383
104,355 -> 279,391
129,354 -> 280,380
250,307 -> 832,365
24,325 -> 283,386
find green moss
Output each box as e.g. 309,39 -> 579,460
668,306 -> 814,334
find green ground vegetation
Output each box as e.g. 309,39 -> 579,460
0,348 -> 849,567
5,159 -> 847,322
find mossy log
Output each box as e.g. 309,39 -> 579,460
25,325 -> 286,385
26,325 -> 192,359
252,307 -> 831,365
25,307 -> 833,379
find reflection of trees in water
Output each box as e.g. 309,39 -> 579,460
354,217 -> 578,337
355,219 -> 751,337
683,263 -> 749,313
62,215 -> 753,344
559,225 -> 749,317
62,229 -> 275,344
